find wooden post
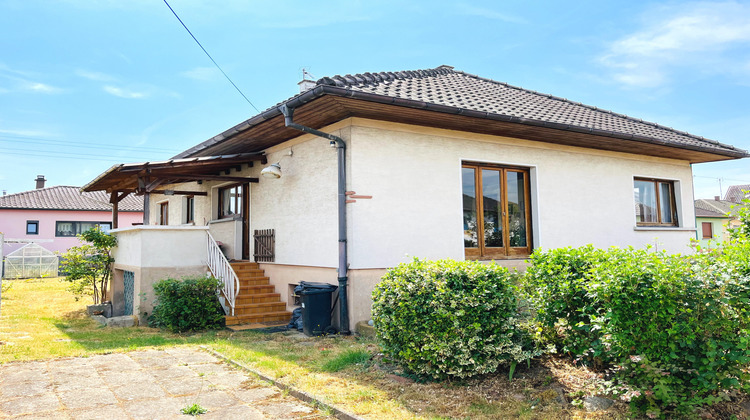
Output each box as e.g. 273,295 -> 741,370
110,192 -> 119,229
143,193 -> 150,225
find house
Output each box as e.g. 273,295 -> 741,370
694,197 -> 741,248
724,184 -> 750,203
0,177 -> 143,257
81,66 -> 749,331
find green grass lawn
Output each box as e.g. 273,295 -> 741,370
0,277 -> 634,419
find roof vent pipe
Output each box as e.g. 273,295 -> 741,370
278,103 -> 350,335
35,175 -> 46,189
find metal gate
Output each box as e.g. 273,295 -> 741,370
123,270 -> 134,316
3,243 -> 59,279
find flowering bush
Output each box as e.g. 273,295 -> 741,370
372,258 -> 539,380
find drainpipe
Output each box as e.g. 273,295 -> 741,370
278,104 -> 350,335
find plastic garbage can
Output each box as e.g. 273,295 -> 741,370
298,282 -> 337,336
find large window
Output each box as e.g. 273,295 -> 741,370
634,178 -> 678,226
56,221 -> 111,237
219,184 -> 243,219
462,163 -> 532,259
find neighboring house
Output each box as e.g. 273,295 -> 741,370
82,65 -> 749,330
0,181 -> 144,256
724,184 -> 750,204
694,198 -> 741,248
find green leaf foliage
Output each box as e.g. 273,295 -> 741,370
150,276 -> 225,333
522,244 -> 750,417
372,258 -> 540,380
59,226 -> 117,304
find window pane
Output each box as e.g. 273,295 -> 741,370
79,222 -> 96,234
482,169 -> 503,247
507,171 -> 527,247
634,180 -> 657,223
233,186 -> 242,216
658,182 -> 673,224
26,222 -> 38,234
702,222 -> 713,239
57,222 -> 73,236
462,168 -> 478,248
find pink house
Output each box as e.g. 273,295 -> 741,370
0,181 -> 143,255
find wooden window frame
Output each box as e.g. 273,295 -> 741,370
185,196 -> 195,224
462,162 -> 533,260
55,221 -> 112,237
634,177 -> 679,227
701,222 -> 713,239
159,202 -> 168,225
218,184 -> 243,219
26,220 -> 39,235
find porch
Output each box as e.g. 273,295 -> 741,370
108,225 -> 290,327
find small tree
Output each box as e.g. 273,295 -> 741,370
60,226 -> 117,304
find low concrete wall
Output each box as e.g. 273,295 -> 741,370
110,226 -> 210,323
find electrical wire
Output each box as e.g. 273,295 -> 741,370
0,135 -> 181,154
162,0 -> 260,113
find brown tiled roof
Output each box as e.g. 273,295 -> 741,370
724,184 -> 750,203
317,66 -> 742,156
0,186 -> 143,212
175,65 -> 748,160
695,199 -> 739,217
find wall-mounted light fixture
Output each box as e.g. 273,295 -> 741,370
260,149 -> 293,179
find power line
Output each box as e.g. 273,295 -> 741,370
162,0 -> 260,113
0,150 -> 153,163
0,135 -> 182,154
0,146 -> 167,162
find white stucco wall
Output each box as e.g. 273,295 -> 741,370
345,119 -> 697,269
111,226 -> 209,268
144,117 -> 698,272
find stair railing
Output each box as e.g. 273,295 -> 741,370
206,231 -> 239,316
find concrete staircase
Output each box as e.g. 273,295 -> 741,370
224,261 -> 291,328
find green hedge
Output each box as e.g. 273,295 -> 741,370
150,276 -> 225,332
522,246 -> 750,417
372,258 -> 539,380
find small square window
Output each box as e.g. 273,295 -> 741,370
701,222 -> 713,239
26,220 -> 39,235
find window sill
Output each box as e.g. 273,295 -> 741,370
633,226 -> 696,232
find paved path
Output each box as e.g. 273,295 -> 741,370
0,347 -> 329,419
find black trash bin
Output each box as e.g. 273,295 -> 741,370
297,282 -> 337,336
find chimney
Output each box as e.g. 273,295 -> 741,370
297,68 -> 316,93
2,190 -> 6,196
714,195 -> 720,201
35,175 -> 46,189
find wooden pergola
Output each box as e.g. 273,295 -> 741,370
82,152 -> 266,227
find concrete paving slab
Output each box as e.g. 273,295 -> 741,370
58,387 -> 118,409
70,404 -> 130,420
1,393 -> 60,417
0,347 -> 331,419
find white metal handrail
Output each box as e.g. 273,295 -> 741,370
206,231 -> 240,316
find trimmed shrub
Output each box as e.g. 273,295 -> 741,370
521,245 -> 609,362
150,276 -> 225,332
372,258 -> 539,380
523,246 -> 750,417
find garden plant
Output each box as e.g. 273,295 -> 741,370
59,225 -> 116,304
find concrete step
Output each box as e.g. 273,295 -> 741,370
235,293 -> 281,305
238,277 -> 270,286
225,311 -> 291,326
233,302 -> 287,315
239,284 -> 275,294
230,262 -> 260,270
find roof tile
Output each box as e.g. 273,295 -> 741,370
0,186 -> 143,212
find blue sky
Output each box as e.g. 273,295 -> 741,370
1,0 -> 749,199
